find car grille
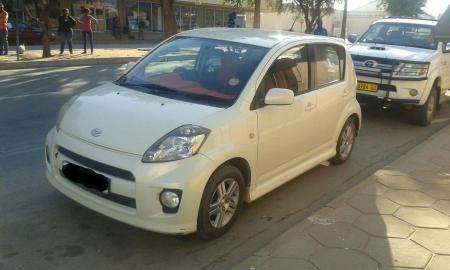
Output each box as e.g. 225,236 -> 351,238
58,147 -> 137,209
351,55 -> 396,79
58,146 -> 135,182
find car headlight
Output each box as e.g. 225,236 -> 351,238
393,63 -> 429,78
55,95 -> 78,132
142,125 -> 210,162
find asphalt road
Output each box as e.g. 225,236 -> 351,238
1,65 -> 450,270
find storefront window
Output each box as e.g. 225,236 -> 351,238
151,3 -> 162,32
204,9 -> 247,28
174,5 -> 199,32
126,1 -> 163,32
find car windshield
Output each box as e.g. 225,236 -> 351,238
359,22 -> 437,50
117,37 -> 268,107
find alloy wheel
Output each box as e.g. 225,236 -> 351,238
208,178 -> 240,229
339,122 -> 355,159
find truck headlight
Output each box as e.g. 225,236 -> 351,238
142,125 -> 210,162
393,63 -> 429,78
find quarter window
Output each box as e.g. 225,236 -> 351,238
310,44 -> 345,89
261,45 -> 309,93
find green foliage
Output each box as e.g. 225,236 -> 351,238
379,0 -> 426,17
222,0 -> 255,8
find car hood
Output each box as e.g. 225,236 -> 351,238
349,42 -> 437,62
60,83 -> 223,155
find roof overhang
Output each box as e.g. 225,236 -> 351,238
435,5 -> 450,41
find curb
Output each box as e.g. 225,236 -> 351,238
0,56 -> 141,70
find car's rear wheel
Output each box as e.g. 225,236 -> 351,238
331,117 -> 357,165
197,164 -> 245,240
411,86 -> 438,126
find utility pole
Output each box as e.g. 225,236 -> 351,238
13,0 -> 23,61
340,0 -> 348,39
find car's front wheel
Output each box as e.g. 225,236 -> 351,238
411,86 -> 438,126
197,164 -> 245,240
331,117 -> 357,165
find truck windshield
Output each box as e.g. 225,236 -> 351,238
359,22 -> 437,50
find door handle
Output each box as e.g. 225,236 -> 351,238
305,102 -> 316,111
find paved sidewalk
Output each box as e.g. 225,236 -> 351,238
233,124 -> 450,270
0,44 -> 156,70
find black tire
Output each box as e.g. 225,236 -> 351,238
197,164 -> 245,240
411,86 -> 438,126
331,117 -> 357,165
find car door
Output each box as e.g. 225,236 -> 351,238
310,43 -> 349,146
442,42 -> 450,94
254,44 -> 319,183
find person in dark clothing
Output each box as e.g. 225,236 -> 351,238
112,16 -> 121,40
227,12 -> 236,28
138,19 -> 145,40
58,8 -> 76,55
313,19 -> 328,36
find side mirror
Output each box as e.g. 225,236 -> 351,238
264,88 -> 294,106
347,34 -> 358,44
126,61 -> 136,72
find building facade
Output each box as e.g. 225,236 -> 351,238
56,0 -> 253,40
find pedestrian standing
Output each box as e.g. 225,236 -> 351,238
313,19 -> 328,36
58,8 -> 76,55
138,19 -> 145,40
227,12 -> 236,28
112,15 -> 121,40
80,8 -> 97,54
0,3 -> 8,55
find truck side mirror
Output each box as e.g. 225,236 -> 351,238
347,34 -> 358,44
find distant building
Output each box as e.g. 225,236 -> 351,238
7,0 -> 253,41
332,1 -> 386,37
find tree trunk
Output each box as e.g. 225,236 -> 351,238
340,0 -> 348,39
305,20 -> 314,34
39,4 -> 51,58
161,0 -> 176,39
253,0 -> 261,28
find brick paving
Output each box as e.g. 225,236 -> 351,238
233,125 -> 450,270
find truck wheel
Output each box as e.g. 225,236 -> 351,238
331,117 -> 357,165
197,164 -> 245,240
411,87 -> 437,126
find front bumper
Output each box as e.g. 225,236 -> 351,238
355,75 -> 428,105
45,128 -> 217,235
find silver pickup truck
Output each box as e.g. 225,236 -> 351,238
349,18 -> 450,126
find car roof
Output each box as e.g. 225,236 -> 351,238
176,28 -> 343,48
375,18 -> 438,26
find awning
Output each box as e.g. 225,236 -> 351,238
435,5 -> 450,41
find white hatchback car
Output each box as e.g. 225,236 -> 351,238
45,28 -> 361,239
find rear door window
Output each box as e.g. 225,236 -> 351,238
310,44 -> 345,89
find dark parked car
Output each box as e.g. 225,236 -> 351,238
7,20 -> 42,45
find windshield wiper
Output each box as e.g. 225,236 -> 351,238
119,81 -> 182,96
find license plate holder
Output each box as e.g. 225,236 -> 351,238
62,163 -> 110,193
357,82 -> 379,92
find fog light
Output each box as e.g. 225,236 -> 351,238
409,89 -> 419,96
160,189 -> 182,213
